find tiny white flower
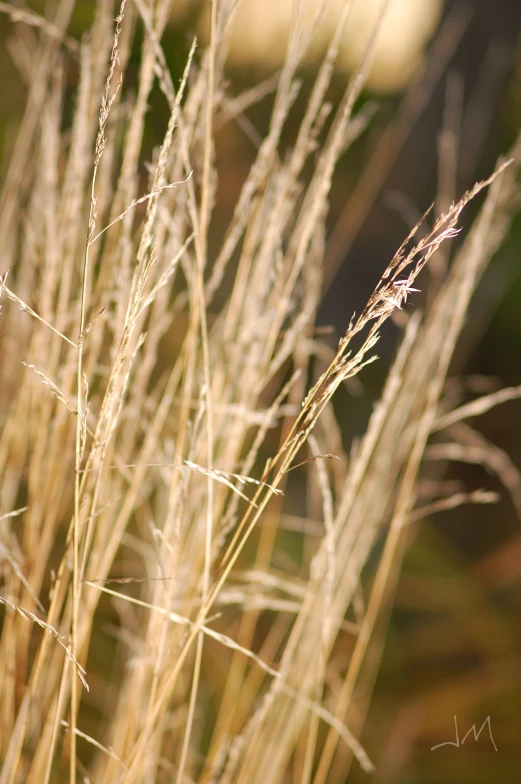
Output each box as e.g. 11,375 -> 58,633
382,280 -> 420,309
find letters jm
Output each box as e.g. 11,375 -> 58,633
431,715 -> 498,752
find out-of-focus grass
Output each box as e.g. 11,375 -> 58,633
1,2 -> 521,783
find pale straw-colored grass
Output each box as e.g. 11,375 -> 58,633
0,2 -> 520,783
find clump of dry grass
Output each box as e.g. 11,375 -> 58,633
0,2 -> 520,783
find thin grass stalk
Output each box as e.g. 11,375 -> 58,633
71,5 -> 126,779
177,1 -> 218,780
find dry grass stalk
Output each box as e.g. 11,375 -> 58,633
0,2 -> 520,783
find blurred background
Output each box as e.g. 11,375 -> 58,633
1,1 -> 521,781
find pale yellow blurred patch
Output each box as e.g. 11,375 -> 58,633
332,0 -> 444,92
173,0 -> 444,93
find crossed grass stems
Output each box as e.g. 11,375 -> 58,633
0,1 -> 520,782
